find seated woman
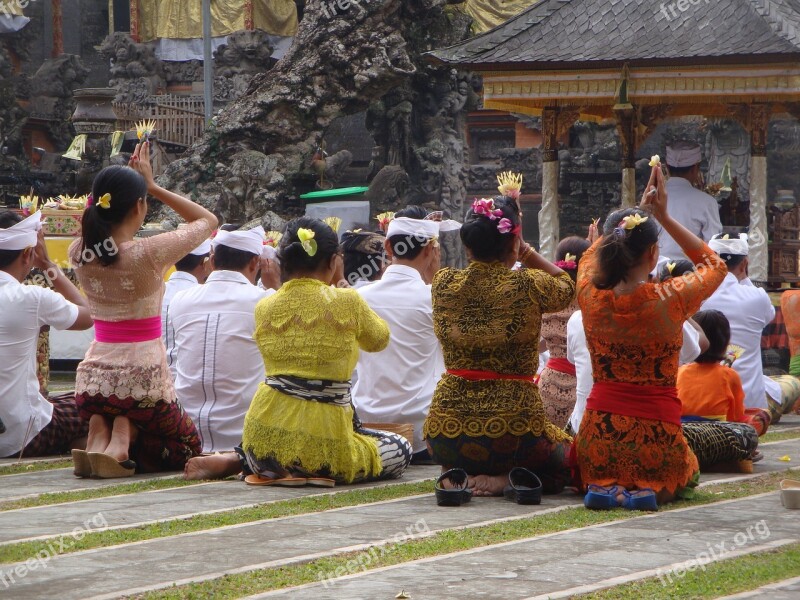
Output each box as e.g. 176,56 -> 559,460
185,217 -> 412,484
576,165 -> 727,510
424,196 -> 575,497
71,142 -> 218,477
677,309 -> 759,465
539,236 -> 591,429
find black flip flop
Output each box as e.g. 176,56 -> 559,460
435,468 -> 472,507
503,467 -> 542,505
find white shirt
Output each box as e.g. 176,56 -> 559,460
659,177 -> 723,261
0,271 -> 79,457
567,311 -> 703,434
162,271 -> 199,379
353,264 -> 444,452
702,273 -> 778,409
168,271 -> 274,452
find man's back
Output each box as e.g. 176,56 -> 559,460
169,271 -> 271,452
703,274 -> 775,409
659,177 -> 722,260
0,273 -> 79,456
353,265 -> 444,452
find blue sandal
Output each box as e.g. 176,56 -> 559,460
584,484 -> 622,510
621,488 -> 658,511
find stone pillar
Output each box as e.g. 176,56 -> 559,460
540,107 -> 559,260
615,106 -> 637,208
748,104 -> 771,284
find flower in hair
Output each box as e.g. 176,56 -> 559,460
472,198 -> 503,220
667,262 -> 677,275
619,214 -> 648,230
297,228 -> 317,257
497,218 -> 514,234
497,171 -> 523,200
555,260 -> 577,270
565,253 -> 576,263
97,193 -> 112,210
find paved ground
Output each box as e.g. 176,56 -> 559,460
0,416 -> 798,599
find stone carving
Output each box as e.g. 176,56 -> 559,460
163,60 -> 203,88
0,45 -> 27,171
498,147 -> 543,192
364,165 -> 410,212
99,33 -> 166,103
214,150 -> 282,224
214,30 -> 276,101
27,55 -> 89,149
323,149 -> 353,184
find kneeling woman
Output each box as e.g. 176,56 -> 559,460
576,165 -> 726,509
187,218 -> 412,485
424,196 -> 575,496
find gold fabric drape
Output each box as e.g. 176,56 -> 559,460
138,0 -> 298,41
455,0 -> 539,34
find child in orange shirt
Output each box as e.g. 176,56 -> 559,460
678,309 -> 766,435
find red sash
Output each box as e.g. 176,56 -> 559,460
94,316 -> 162,344
545,357 -> 576,376
446,369 -> 536,383
586,381 -> 682,426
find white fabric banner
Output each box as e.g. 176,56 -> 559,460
539,160 -> 559,260
153,34 -> 294,62
749,155 -> 768,283
0,15 -> 30,34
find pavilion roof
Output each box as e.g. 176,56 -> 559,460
429,0 -> 800,69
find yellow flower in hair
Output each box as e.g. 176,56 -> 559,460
621,214 -> 649,230
565,253 -> 576,263
649,154 -> 661,167
297,228 -> 318,257
497,171 -> 523,199
98,193 -> 112,210
667,262 -> 677,275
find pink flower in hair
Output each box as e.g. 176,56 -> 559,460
497,218 -> 514,234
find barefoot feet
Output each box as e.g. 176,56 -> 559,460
184,453 -> 242,480
469,473 -> 509,497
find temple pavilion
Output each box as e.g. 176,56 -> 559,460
429,0 -> 800,283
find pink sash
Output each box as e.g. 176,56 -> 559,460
94,317 -> 162,344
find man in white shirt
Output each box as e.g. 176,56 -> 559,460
658,141 -> 723,261
163,238 -> 211,378
0,211 -> 93,458
168,227 -> 278,453
353,217 -> 444,461
702,234 -> 781,411
567,312 -> 704,434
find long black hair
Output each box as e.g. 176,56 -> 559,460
593,208 -> 659,290
80,166 -> 147,266
279,217 -> 340,278
693,309 -> 731,364
460,196 -> 521,262
555,236 -> 591,282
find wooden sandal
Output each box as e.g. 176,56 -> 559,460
244,474 -> 307,487
72,449 -> 92,478
305,477 -> 336,488
88,452 -> 136,479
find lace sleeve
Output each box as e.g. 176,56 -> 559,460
142,219 -> 213,275
354,291 -> 390,353
658,243 -> 727,318
524,270 -> 576,314
576,237 -> 602,302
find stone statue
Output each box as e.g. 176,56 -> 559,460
99,33 -> 166,103
214,30 -> 275,101
27,54 -> 89,149
364,165 -> 410,212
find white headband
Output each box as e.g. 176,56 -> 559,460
709,233 -> 749,257
212,226 -> 265,256
0,212 -> 42,251
666,141 -> 702,168
189,239 -> 212,256
386,217 -> 441,239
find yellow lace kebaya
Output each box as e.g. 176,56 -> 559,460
424,262 -> 575,444
242,279 -> 390,483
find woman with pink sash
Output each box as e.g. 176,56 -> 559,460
575,165 -> 726,509
69,142 -> 218,477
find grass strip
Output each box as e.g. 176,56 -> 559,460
0,477 -> 200,512
761,429 -> 800,444
579,542 -> 800,599
0,460 -> 73,477
0,480 -> 434,563
126,471 -> 793,600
